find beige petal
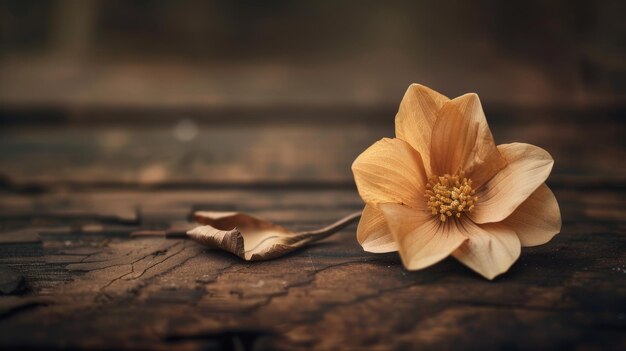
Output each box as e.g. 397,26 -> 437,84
503,183 -> 561,247
470,143 -> 554,224
452,220 -> 521,280
379,203 -> 467,270
430,93 -> 506,187
395,84 -> 449,175
352,138 -> 428,209
357,204 -> 398,253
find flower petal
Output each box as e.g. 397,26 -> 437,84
470,143 -> 554,224
352,138 -> 428,209
395,84 -> 449,175
503,183 -> 561,247
452,220 -> 521,280
430,93 -> 506,187
379,203 -> 467,270
357,204 -> 398,253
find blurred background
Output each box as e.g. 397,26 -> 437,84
0,0 -> 624,188
1,3 -> 624,348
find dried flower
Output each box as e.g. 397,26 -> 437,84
352,84 -> 561,279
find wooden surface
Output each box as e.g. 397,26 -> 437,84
0,110 -> 625,350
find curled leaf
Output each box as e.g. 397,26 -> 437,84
189,211 -> 361,261
132,211 -> 361,261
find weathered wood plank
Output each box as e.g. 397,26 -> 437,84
0,112 -> 624,350
0,185 -> 624,350
1,119 -> 624,188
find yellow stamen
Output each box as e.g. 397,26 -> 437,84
425,174 -> 478,222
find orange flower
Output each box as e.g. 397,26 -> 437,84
352,84 -> 561,279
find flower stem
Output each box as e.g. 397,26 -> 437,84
296,211 -> 362,238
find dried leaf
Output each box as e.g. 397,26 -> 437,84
132,211 -> 361,261
189,211 -> 361,261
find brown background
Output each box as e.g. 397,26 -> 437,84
0,1 -> 625,350
1,0 -> 624,112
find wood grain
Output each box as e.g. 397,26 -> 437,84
0,116 -> 624,350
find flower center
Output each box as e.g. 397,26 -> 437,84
425,174 -> 478,222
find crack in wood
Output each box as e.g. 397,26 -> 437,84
97,242 -> 183,293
